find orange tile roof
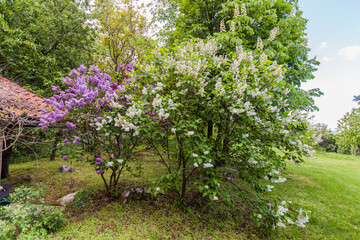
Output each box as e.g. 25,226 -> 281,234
0,76 -> 47,120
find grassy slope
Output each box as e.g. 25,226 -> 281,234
3,152 -> 360,239
274,152 -> 360,240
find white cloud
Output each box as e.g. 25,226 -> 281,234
322,56 -> 332,62
338,46 -> 360,60
319,42 -> 327,50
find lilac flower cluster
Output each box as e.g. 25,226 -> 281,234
40,65 -> 138,175
40,65 -> 112,129
96,157 -> 103,165
118,63 -> 135,79
40,65 -> 135,130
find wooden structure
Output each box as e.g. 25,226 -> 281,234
0,76 -> 47,180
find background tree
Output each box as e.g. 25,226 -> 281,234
94,0 -> 152,74
314,123 -> 338,152
152,0 -> 321,111
0,0 -> 96,95
337,108 -> 360,156
335,132 -> 352,155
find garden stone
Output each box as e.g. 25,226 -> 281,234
60,192 -> 77,206
121,187 -> 151,204
16,175 -> 33,182
58,165 -> 75,173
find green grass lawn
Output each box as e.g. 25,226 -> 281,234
273,152 -> 360,240
3,151 -> 360,239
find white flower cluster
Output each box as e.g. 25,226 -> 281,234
241,3 -> 247,16
158,108 -> 170,120
231,108 -> 245,114
125,105 -> 142,118
268,26 -> 280,42
106,162 -> 114,167
290,6 -> 296,16
259,53 -> 268,64
152,95 -> 162,108
257,37 -> 264,51
204,162 -> 214,168
271,176 -> 287,183
185,131 -> 194,136
230,21 -> 235,32
215,78 -> 225,95
195,40 -> 218,56
276,205 -> 289,216
114,113 -> 139,136
234,82 -> 247,96
174,58 -> 205,79
155,82 -> 164,91
276,207 -> 310,228
249,160 -> 258,165
297,140 -> 315,157
213,56 -> 227,69
197,78 -> 208,96
295,209 -> 310,227
234,4 -> 240,17
220,20 -> 226,32
110,100 -> 123,109
91,117 -> 112,131
180,87 -> 188,94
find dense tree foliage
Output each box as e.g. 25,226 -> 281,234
5,0 -> 320,232
152,0 -> 321,111
135,40 -> 317,227
337,108 -> 360,155
314,123 -> 338,152
94,0 -> 152,74
0,0 -> 96,94
335,132 -> 352,155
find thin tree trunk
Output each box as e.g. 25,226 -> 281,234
180,158 -> 187,202
1,141 -> 12,179
207,120 -> 213,138
50,131 -> 61,161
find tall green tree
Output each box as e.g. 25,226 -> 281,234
0,0 -> 96,94
152,0 -> 321,111
337,108 -> 360,155
94,0 -> 152,74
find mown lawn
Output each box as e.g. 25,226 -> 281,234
274,152 -> 360,240
3,151 -> 360,239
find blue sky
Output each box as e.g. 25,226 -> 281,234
299,0 -> 360,129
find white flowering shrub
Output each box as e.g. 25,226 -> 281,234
134,39 -> 318,227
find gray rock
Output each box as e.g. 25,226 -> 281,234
60,192 -> 77,206
58,165 -> 75,173
16,175 -> 33,182
120,187 -> 151,204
